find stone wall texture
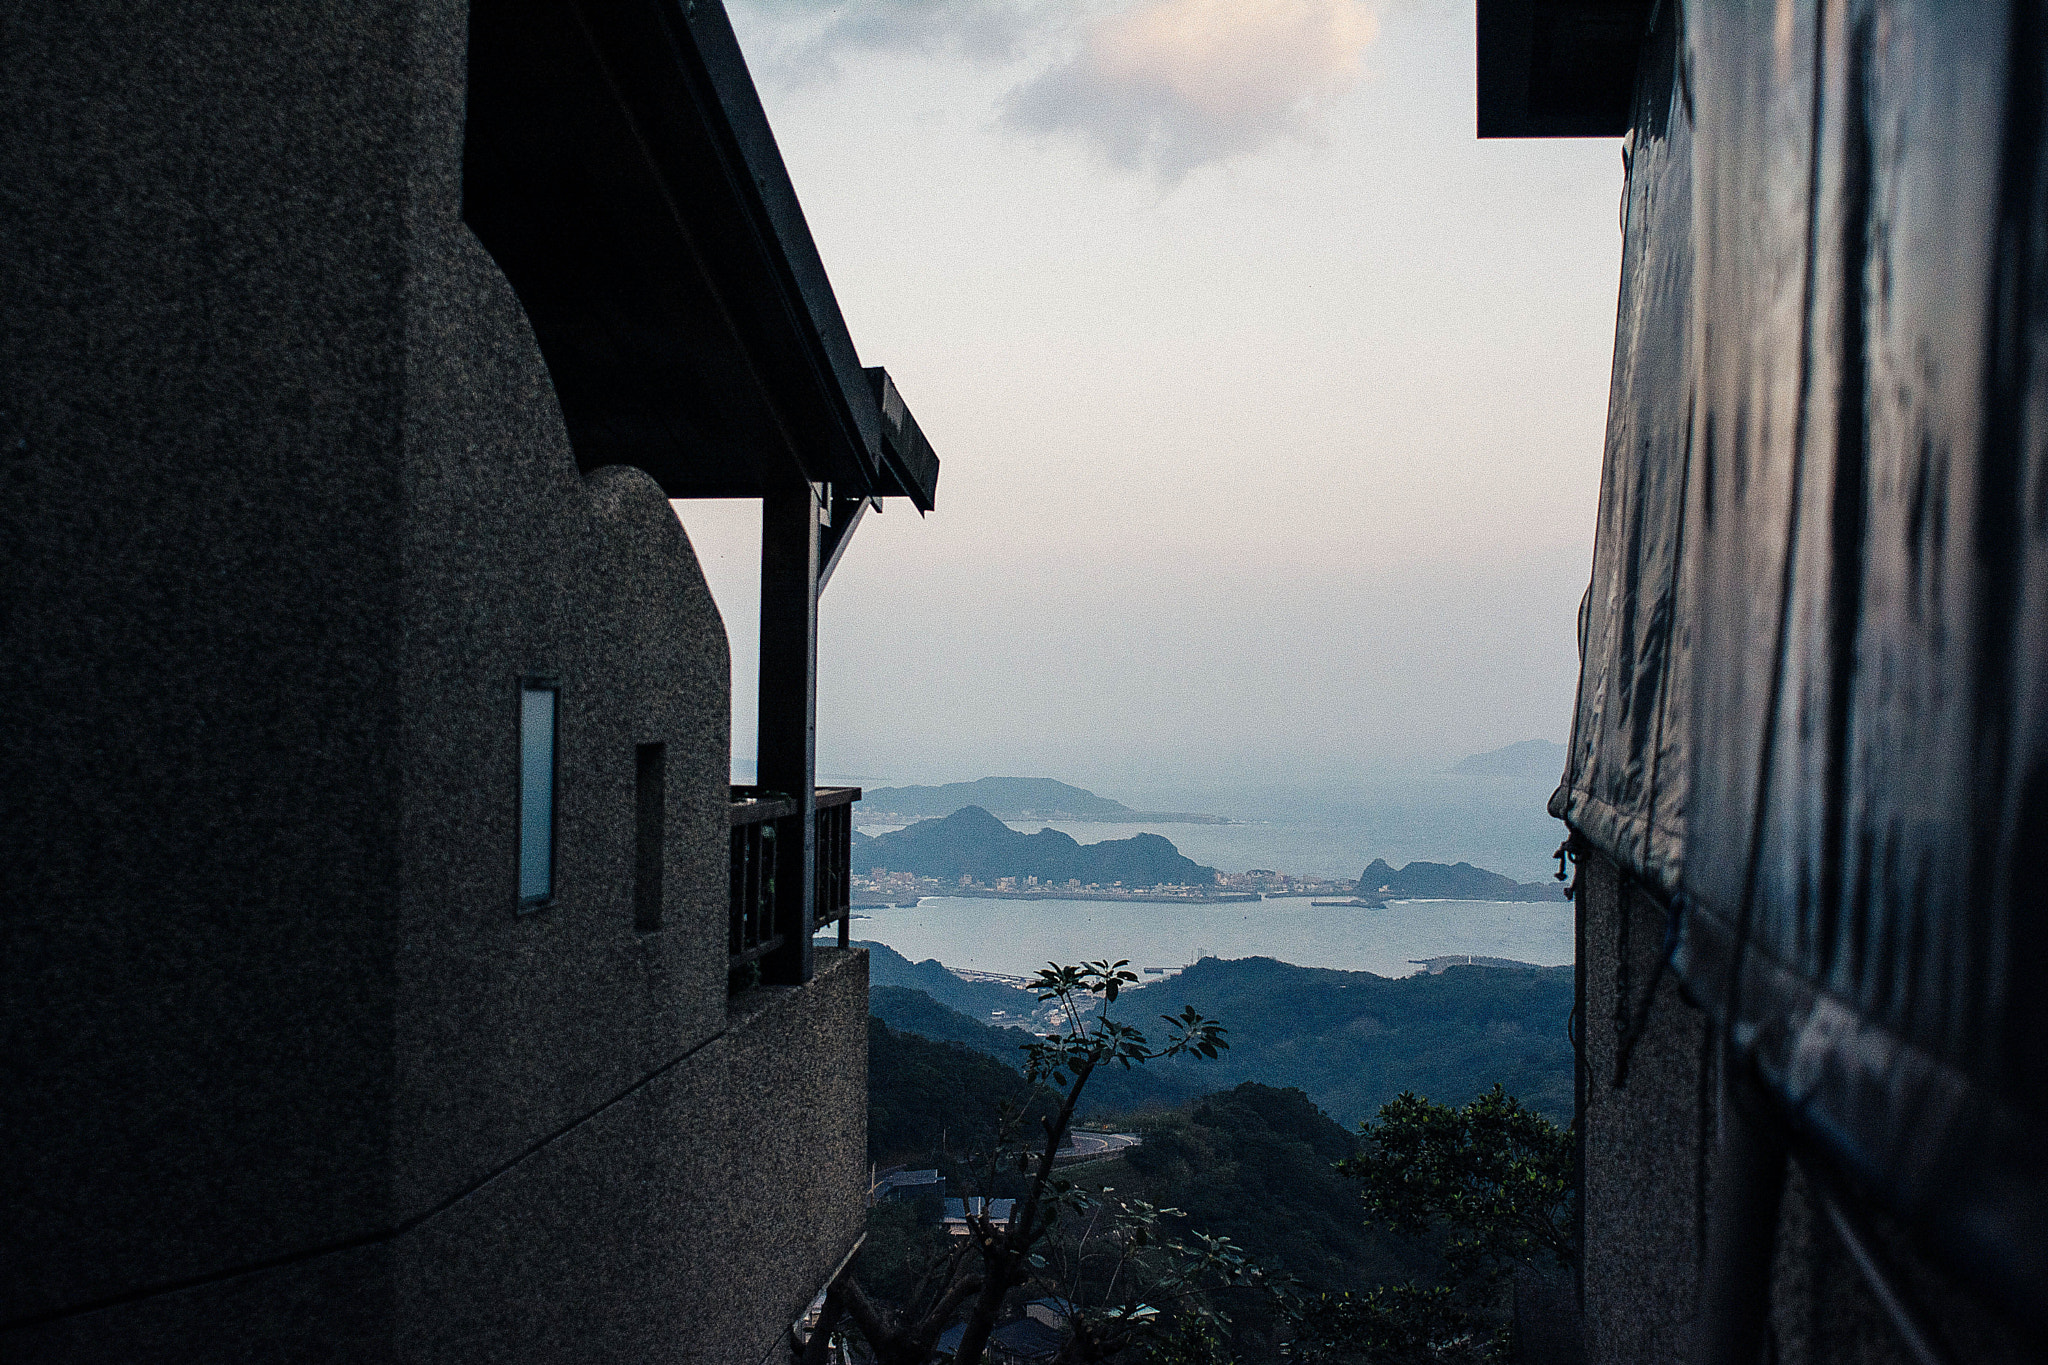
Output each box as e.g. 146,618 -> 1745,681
3,1 -> 864,1358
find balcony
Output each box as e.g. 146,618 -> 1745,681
730,785 -> 859,986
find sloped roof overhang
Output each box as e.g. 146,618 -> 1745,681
462,0 -> 938,509
1476,0 -> 1650,137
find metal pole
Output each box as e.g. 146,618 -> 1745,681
757,483 -> 818,985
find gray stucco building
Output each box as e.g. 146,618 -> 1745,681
3,1 -> 936,1360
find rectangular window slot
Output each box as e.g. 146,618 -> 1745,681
635,742 -> 665,932
519,683 -> 557,907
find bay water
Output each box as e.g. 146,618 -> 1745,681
828,894 -> 1573,980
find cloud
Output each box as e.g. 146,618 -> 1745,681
735,0 -> 1050,78
1001,0 -> 1379,179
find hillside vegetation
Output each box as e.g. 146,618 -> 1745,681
865,949 -> 1574,1128
861,953 -> 1577,1359
1114,957 -> 1572,1126
864,1031 -> 1450,1357
861,940 -> 1039,1018
867,1016 -> 1056,1163
869,984 -> 1203,1116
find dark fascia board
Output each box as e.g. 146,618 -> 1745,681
463,0 -> 884,498
1476,0 -> 1649,138
671,0 -> 881,473
865,368 -> 940,513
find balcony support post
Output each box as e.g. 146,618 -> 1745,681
757,482 -> 820,985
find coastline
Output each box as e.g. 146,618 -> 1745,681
860,811 -> 1235,826
851,889 -> 1570,910
860,888 -> 1265,906
836,896 -> 1576,980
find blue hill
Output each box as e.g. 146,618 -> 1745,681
857,806 -> 1217,887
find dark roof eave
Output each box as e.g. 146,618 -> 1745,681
865,367 -> 941,512
463,0 -> 906,500
1475,0 -> 1650,138
676,0 -> 883,482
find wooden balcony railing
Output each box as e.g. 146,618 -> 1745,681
729,786 -> 860,984
811,788 -> 856,944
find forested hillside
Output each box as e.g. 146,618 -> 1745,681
1357,857 -> 1563,902
1124,957 -> 1573,1124
868,984 -> 1203,1115
867,1017 -> 1052,1164
1121,1083 -> 1432,1291
862,956 -> 1575,1359
860,940 -> 1039,1018
867,947 -> 1574,1127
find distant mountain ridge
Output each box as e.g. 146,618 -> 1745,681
856,806 -> 1219,887
1358,857 -> 1562,902
860,940 -> 1038,1018
860,944 -> 1208,1114
864,951 -> 1574,1127
859,776 -> 1227,823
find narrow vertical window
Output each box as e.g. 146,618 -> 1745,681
634,742 -> 665,932
519,683 -> 557,907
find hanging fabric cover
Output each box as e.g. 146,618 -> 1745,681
1549,0 -> 2048,1328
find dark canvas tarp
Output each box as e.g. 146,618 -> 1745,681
1551,0 -> 2048,1326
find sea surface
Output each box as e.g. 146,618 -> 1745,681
824,895 -> 1573,979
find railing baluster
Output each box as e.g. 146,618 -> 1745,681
729,786 -> 860,982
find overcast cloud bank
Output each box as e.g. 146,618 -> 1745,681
1004,0 -> 1379,179
737,0 -> 1380,178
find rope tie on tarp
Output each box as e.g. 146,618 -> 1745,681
1556,834 -> 1588,1073
1552,838 -> 1575,891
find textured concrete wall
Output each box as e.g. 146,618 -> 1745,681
4,0 -> 860,1358
386,0 -> 732,1218
1577,853 -> 2029,1365
4,0 -> 420,1321
1578,853 -> 1711,1364
9,948 -> 869,1364
391,947 -> 869,1365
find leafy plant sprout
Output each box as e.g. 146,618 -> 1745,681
829,960 -> 1234,1365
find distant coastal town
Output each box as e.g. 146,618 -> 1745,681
851,860 -> 1563,908
852,866 -> 1358,907
845,778 -> 1568,909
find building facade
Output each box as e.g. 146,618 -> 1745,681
1486,2 -> 2047,1361
3,1 -> 935,1360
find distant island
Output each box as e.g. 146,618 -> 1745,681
1450,738 -> 1568,780
853,806 -> 1226,901
1356,857 -> 1562,902
857,776 -> 1230,824
846,808 -> 1565,907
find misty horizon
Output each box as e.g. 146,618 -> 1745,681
675,0 -> 1617,810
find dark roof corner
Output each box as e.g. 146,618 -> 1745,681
1476,0 -> 1650,138
865,367 -> 941,513
462,0 -> 890,500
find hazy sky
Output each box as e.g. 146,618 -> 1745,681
677,0 -> 1623,804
